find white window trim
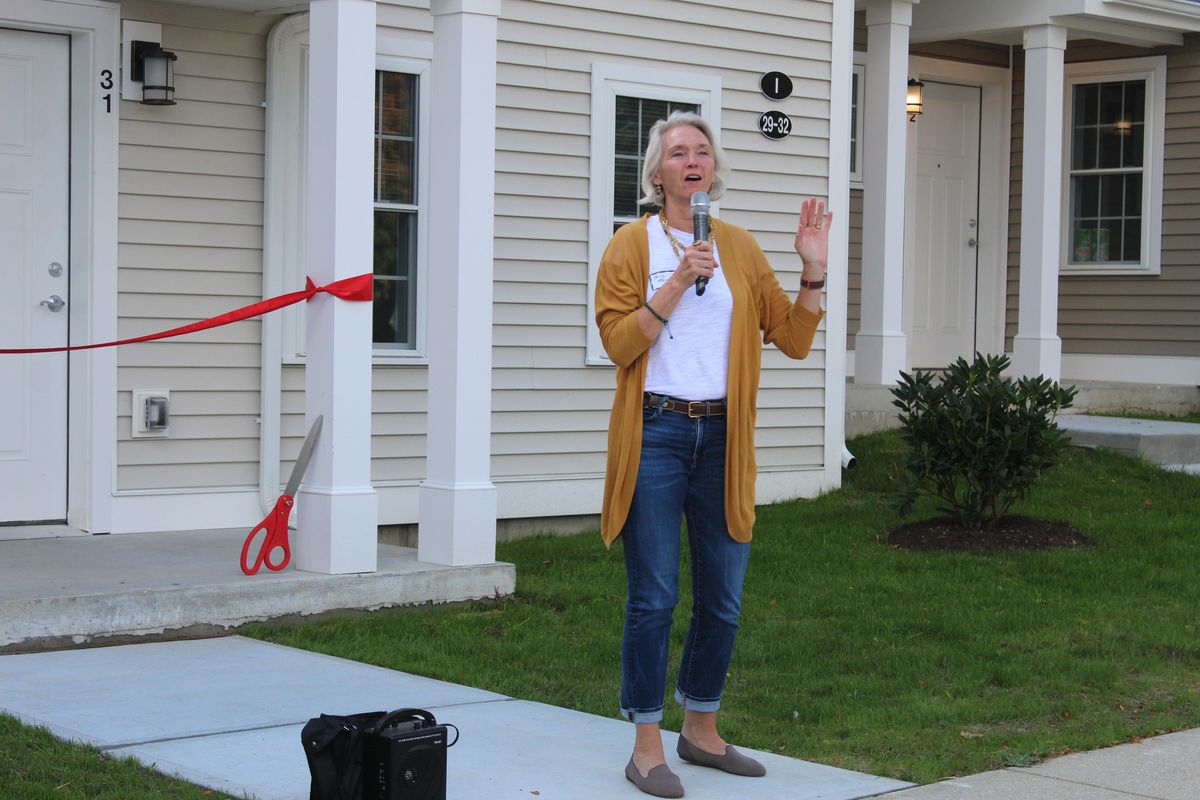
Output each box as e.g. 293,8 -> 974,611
264,19 -> 433,365
850,54 -> 867,188
586,62 -> 722,366
1060,56 -> 1166,276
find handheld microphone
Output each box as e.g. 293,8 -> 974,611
691,191 -> 711,296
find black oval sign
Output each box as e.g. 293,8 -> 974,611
760,71 -> 793,101
758,110 -> 792,140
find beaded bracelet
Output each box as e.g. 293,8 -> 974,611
643,300 -> 673,339
643,300 -> 668,325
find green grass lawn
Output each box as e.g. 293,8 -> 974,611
0,713 -> 237,799
247,432 -> 1200,784
3,430 -> 1198,795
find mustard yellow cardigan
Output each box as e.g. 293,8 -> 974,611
595,214 -> 824,547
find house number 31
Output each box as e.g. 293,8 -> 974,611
99,69 -> 114,113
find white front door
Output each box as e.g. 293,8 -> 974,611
908,80 -> 982,369
0,29 -> 70,523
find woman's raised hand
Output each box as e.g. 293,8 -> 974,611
794,198 -> 832,270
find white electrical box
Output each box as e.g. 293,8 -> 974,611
131,390 -> 170,438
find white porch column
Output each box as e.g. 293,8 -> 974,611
417,0 -> 501,567
296,0 -> 379,574
1013,24 -> 1066,381
855,0 -> 916,385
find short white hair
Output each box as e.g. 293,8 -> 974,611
639,111 -> 730,207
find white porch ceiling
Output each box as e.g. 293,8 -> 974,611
858,0 -> 1200,47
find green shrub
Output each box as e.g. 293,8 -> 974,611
890,353 -> 1077,529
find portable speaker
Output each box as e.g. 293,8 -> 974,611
361,710 -> 448,800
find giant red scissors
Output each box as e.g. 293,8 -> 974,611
241,415 -> 323,575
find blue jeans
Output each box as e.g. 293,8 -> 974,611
619,403 -> 751,724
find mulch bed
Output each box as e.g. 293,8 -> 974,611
887,515 -> 1092,551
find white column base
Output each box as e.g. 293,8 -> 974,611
295,486 -> 379,574
418,481 -> 498,567
1012,335 -> 1062,381
853,331 -> 907,385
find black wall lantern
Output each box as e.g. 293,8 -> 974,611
131,40 -> 177,105
906,78 -> 925,122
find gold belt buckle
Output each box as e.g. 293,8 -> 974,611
687,401 -> 704,418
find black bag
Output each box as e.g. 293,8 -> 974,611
301,708 -> 457,800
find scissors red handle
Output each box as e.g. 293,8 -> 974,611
240,494 -> 294,575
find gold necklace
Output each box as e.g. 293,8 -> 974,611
658,210 -> 714,260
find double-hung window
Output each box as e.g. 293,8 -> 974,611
587,63 -> 721,364
373,70 -> 419,349
850,58 -> 866,187
1062,57 -> 1165,276
265,28 -> 431,362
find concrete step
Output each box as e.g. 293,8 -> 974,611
1057,414 -> 1200,468
0,529 -> 515,653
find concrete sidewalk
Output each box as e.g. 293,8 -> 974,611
0,636 -> 912,800
3,637 -> 1198,800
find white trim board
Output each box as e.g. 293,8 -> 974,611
825,0 -> 855,494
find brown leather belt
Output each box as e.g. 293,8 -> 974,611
644,391 -> 727,418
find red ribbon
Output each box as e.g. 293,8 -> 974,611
0,273 -> 373,354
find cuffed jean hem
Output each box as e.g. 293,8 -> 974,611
621,706 -> 665,724
674,687 -> 721,713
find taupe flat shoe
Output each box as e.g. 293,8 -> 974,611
625,757 -> 684,798
676,734 -> 766,777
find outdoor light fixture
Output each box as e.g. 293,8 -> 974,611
906,78 -> 925,121
131,40 -> 177,105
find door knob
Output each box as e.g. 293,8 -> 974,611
967,238 -> 978,248
40,294 -> 65,312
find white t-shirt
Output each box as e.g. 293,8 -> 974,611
644,218 -> 733,401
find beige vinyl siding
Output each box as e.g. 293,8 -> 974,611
847,188 -> 863,348
116,1 -> 274,491
493,0 -> 832,486
1007,36 -> 1200,357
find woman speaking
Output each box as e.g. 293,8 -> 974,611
595,111 -> 830,798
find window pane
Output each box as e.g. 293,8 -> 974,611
1098,124 -> 1122,169
1073,123 -> 1098,171
615,96 -> 639,155
1073,174 -> 1100,220
1122,122 -> 1144,168
373,210 -> 416,346
1128,80 -> 1145,123
1071,218 -> 1098,263
640,99 -> 668,150
1096,218 -> 1121,262
1075,84 -> 1097,126
613,156 -> 639,217
1123,218 -> 1142,261
373,278 -> 410,346
1124,174 -> 1142,219
377,139 -> 414,204
1098,82 -> 1124,125
1100,173 -> 1125,217
377,72 -> 415,137
850,71 -> 859,174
